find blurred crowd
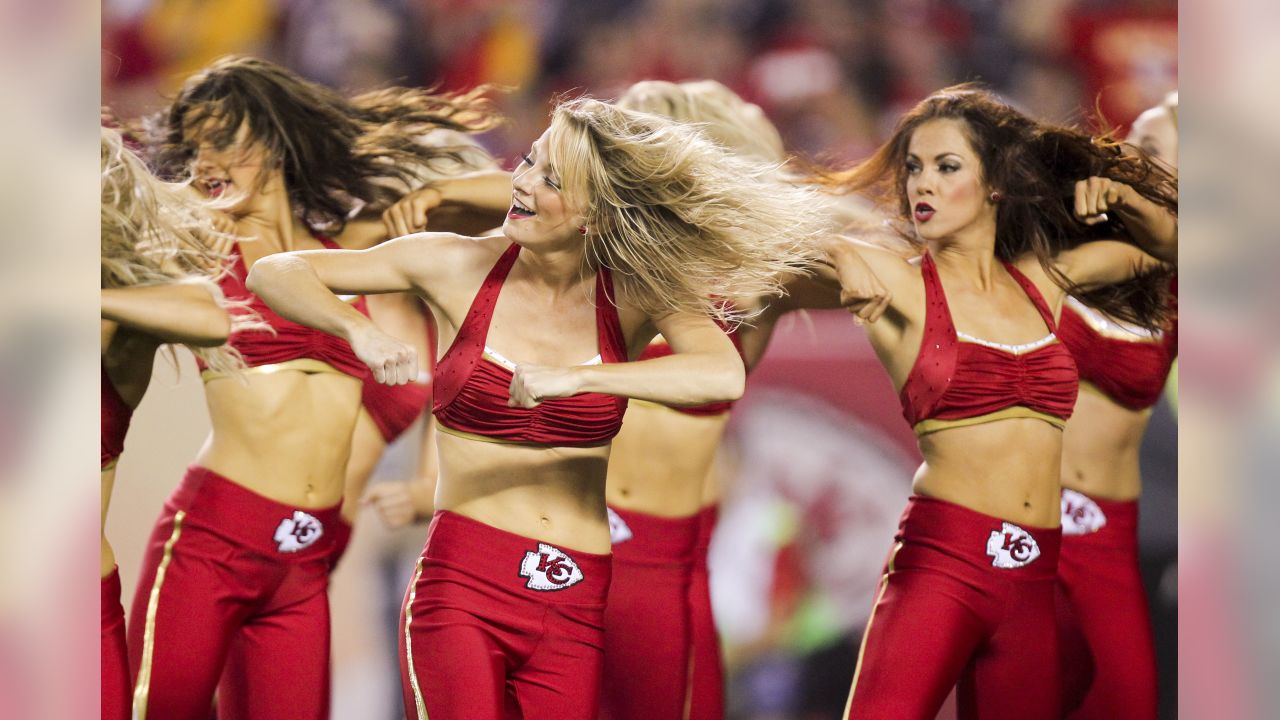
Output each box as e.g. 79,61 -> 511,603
103,0 -> 1176,165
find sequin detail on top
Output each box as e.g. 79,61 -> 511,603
1057,278 -> 1177,411
898,253 -> 1079,435
432,244 -> 629,447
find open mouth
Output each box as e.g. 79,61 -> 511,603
508,197 -> 536,219
913,202 -> 935,223
202,178 -> 231,198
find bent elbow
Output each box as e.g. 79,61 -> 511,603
708,356 -> 746,403
243,256 -> 282,296
190,309 -> 232,347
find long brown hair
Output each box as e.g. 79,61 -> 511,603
815,84 -> 1176,328
147,55 -> 502,231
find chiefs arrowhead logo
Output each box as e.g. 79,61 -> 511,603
1060,489 -> 1108,536
985,522 -> 1041,569
519,543 -> 585,591
274,510 -> 324,553
607,508 -> 633,545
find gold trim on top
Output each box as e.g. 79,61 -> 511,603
913,407 -> 1066,436
133,510 -> 186,720
101,458 -> 118,472
436,423 -> 611,448
845,541 -> 903,717
1066,297 -> 1164,343
201,358 -> 346,382
404,558 -> 429,720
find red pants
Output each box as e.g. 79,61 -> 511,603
601,507 -> 699,720
128,466 -> 338,720
328,516 -> 354,570
1057,489 -> 1156,719
686,504 -> 724,720
102,567 -> 130,720
401,511 -> 612,720
846,496 -> 1063,720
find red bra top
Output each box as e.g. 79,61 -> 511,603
432,244 -> 629,447
899,253 -> 1079,435
197,234 -> 370,379
101,363 -> 134,469
636,320 -> 744,417
1057,277 -> 1177,411
361,306 -> 438,443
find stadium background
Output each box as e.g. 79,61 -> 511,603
101,1 -> 1177,717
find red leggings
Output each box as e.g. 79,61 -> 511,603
686,504 -> 724,720
102,567 -> 130,720
400,511 -> 611,720
1057,489 -> 1156,719
601,507 -> 699,720
846,496 -> 1063,720
128,466 -> 338,720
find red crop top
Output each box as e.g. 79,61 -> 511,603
432,244 -> 629,447
1056,278 -> 1177,411
198,234 -> 370,380
101,363 -> 134,470
635,320 -> 744,417
361,307 -> 438,443
899,253 -> 1079,435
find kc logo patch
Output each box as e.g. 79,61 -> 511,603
274,510 -> 324,553
1060,489 -> 1107,536
519,543 -> 585,591
607,508 -> 633,545
986,522 -> 1041,569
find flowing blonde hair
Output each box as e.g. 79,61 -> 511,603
616,80 -> 787,164
101,127 -> 257,373
546,98 -> 828,324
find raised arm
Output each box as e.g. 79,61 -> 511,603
1054,177 -> 1177,287
507,311 -> 745,409
246,234 -> 463,383
101,282 -> 230,347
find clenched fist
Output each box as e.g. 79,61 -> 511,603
349,325 -> 418,385
508,364 -> 583,408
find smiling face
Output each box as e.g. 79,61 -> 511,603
502,128 -> 585,249
182,112 -> 275,215
904,118 -> 996,244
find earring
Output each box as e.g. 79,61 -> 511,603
989,191 -> 1002,202
578,226 -> 588,235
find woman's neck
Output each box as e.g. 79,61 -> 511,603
236,175 -> 303,251
511,241 -> 593,298
929,226 -> 1000,291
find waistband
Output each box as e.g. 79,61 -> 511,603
898,495 -> 1061,579
168,465 -> 342,562
422,510 -> 612,605
607,506 -> 699,565
1060,488 -> 1138,541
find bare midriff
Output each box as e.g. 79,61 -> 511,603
913,416 -> 1065,528
197,367 -> 362,508
605,401 -> 729,518
1059,384 -> 1152,502
434,430 -> 613,554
